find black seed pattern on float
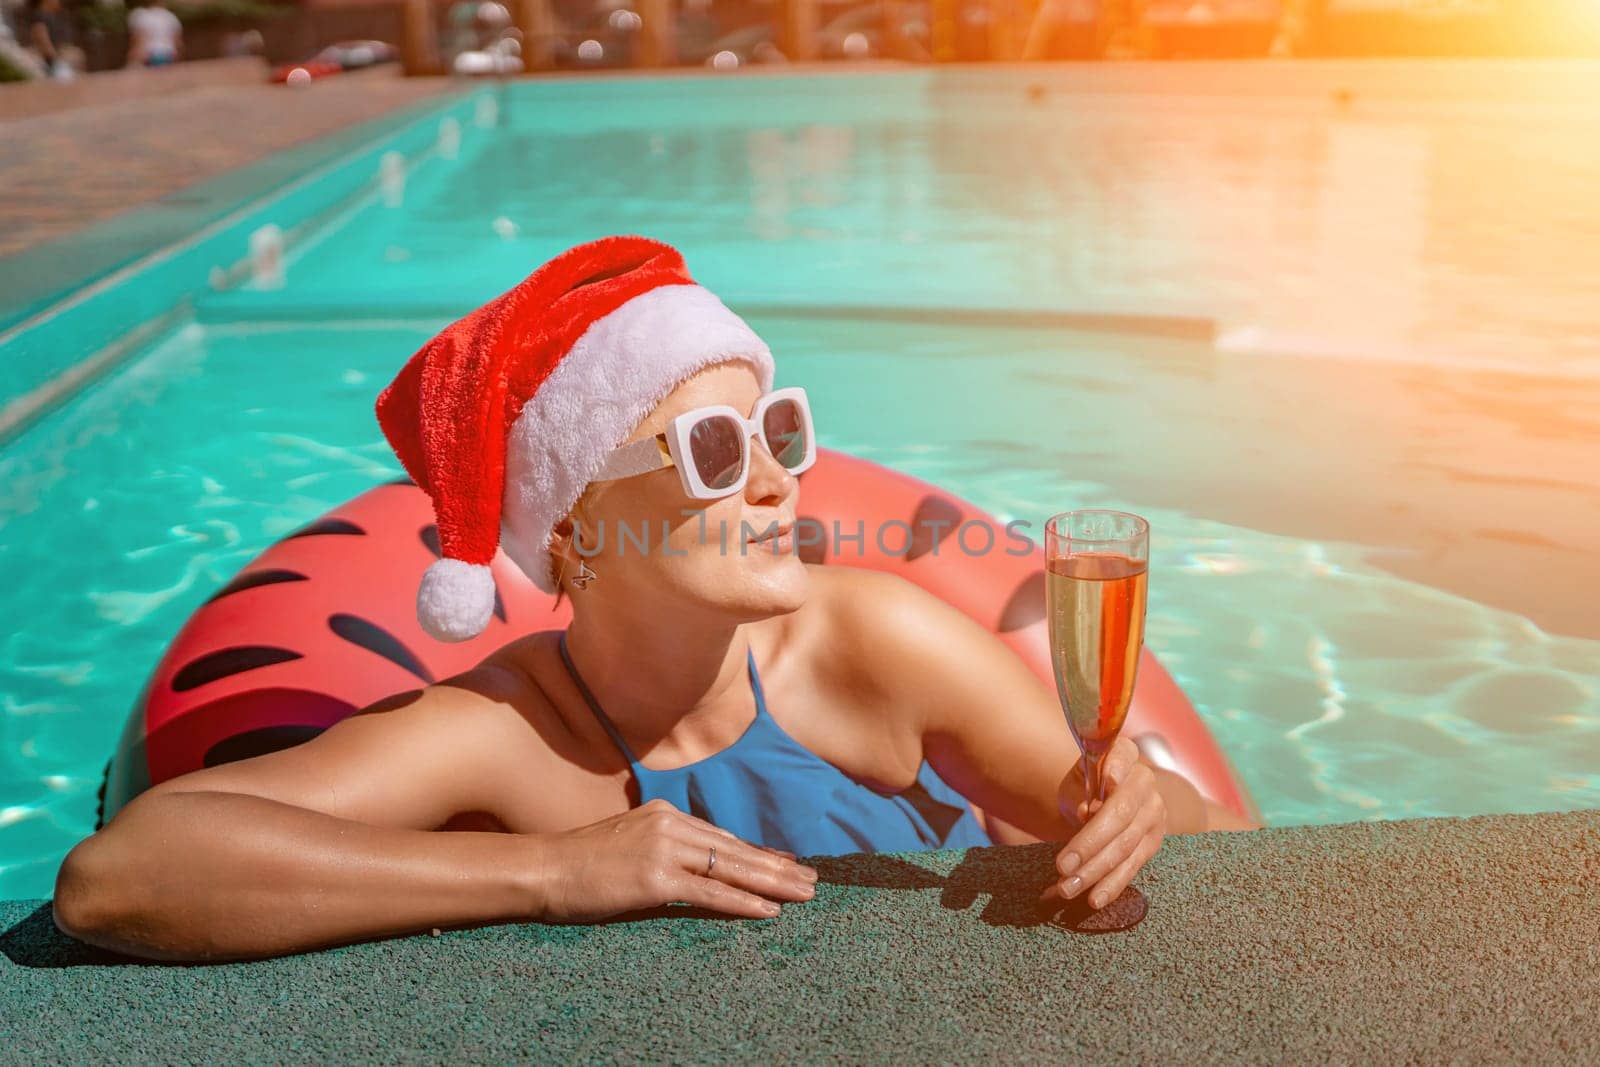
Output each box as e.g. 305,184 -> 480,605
205,568 -> 309,604
906,496 -> 963,561
171,646 -> 304,692
796,516 -> 828,564
327,613 -> 436,683
204,725 -> 328,768
286,518 -> 365,539
998,571 -> 1047,633
419,524 -> 442,557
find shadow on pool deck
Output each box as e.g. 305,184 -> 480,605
816,845 -> 1069,929
0,903 -> 143,970
4,810 -> 1597,1062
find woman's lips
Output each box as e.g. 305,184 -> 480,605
747,524 -> 795,555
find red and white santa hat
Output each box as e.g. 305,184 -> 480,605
375,235 -> 774,642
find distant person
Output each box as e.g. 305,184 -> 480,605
127,0 -> 182,68
26,0 -> 74,80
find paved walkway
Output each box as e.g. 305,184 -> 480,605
0,66 -> 448,258
3,811 -> 1596,1062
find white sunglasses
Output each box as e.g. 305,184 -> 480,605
593,386 -> 817,500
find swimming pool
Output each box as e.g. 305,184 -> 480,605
3,68 -> 1598,901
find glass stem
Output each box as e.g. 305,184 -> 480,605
1082,750 -> 1105,811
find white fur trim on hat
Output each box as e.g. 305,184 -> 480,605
417,557 -> 497,643
499,283 -> 774,594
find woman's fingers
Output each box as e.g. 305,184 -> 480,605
1059,738 -> 1140,825
1038,829 -> 1161,910
663,874 -> 784,919
640,801 -> 815,900
548,802 -> 816,924
1057,807 -> 1149,900
671,806 -> 809,863
1101,738 -> 1140,792
669,807 -> 817,883
1056,763 -> 1153,877
1074,740 -> 1138,818
1058,776 -> 1163,888
1084,830 -> 1162,910
677,840 -> 816,902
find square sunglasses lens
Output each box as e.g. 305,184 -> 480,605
688,415 -> 745,490
761,399 -> 809,470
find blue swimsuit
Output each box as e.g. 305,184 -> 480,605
558,633 -> 992,856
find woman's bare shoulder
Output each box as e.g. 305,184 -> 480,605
794,563 -> 1032,709
788,565 -> 973,700
323,630 -> 627,832
477,630 -> 624,769
798,564 -> 971,650
129,637 -> 595,834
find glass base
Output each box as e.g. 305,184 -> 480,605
1042,885 -> 1148,933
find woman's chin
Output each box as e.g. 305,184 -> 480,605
723,551 -> 810,616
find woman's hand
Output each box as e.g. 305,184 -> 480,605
1043,737 -> 1168,910
527,799 -> 818,922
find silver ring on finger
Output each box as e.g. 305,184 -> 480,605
706,845 -> 717,878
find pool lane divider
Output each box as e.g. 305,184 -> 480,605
0,300 -> 194,447
0,89 -> 487,445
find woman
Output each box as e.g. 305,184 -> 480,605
54,236 -> 1252,961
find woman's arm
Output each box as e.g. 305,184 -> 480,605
55,789 -> 542,961
837,570 -> 1220,834
53,670 -> 535,959
831,570 -> 1245,905
54,666 -> 814,960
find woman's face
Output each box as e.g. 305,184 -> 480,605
562,362 -> 809,621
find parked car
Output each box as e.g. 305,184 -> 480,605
270,59 -> 342,85
316,39 -> 399,71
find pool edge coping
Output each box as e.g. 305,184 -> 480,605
0,87 -> 482,443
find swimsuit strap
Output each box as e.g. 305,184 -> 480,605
557,631 -> 642,766
556,631 -> 766,770
745,643 -> 769,717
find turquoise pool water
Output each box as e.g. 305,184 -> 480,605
3,71 -> 1598,900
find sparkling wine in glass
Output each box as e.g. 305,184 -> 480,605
1044,509 -> 1150,930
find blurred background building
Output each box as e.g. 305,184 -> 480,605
2,0 -> 1598,80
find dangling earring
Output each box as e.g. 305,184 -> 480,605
552,535 -> 599,609
569,521 -> 600,590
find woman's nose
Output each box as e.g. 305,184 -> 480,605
745,434 -> 797,505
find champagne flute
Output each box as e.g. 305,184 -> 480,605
1044,509 -> 1150,930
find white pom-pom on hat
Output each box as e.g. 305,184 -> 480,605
417,558 -> 497,643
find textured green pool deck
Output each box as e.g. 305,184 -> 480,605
3,812 -> 1597,1063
